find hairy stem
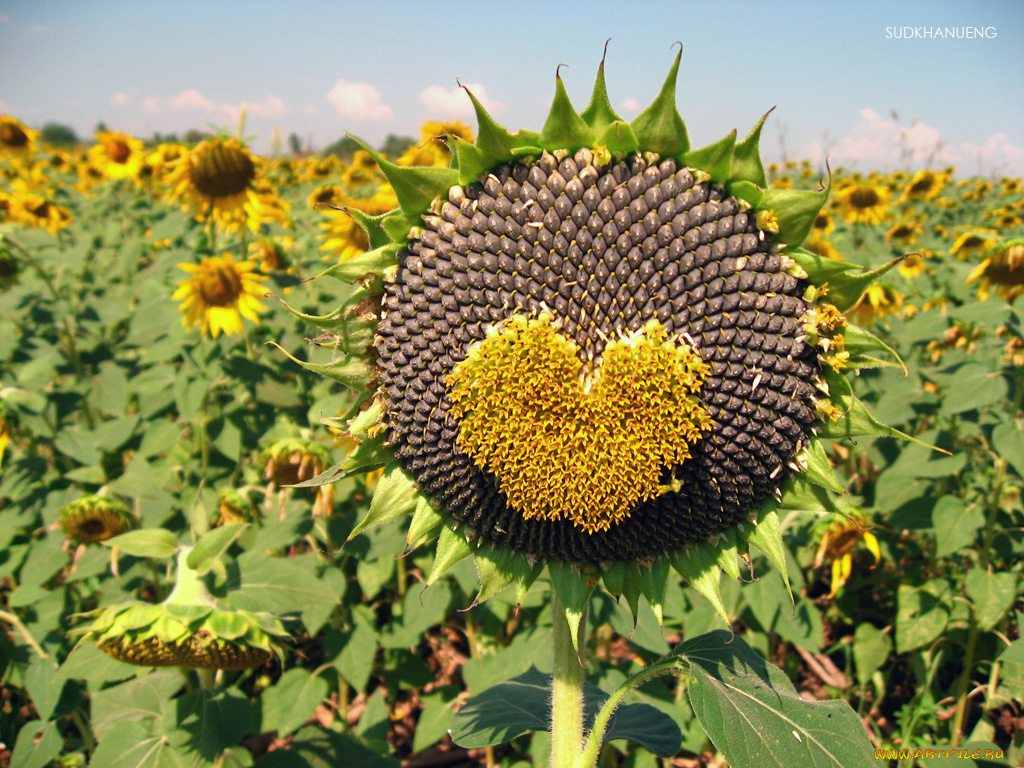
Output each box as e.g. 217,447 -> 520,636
551,592 -> 586,768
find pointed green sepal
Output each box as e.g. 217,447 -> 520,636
786,247 -> 862,284
464,86 -> 517,162
800,440 -> 845,493
830,258 -> 902,312
381,211 -> 423,244
427,524 -> 474,585
318,243 -> 400,288
621,563 -> 642,626
726,180 -> 764,208
713,528 -> 742,581
539,70 -> 597,152
738,507 -> 792,601
339,433 -> 393,476
669,545 -> 729,625
452,135 -> 494,186
346,462 -> 419,541
594,121 -> 639,154
344,207 -> 393,251
472,542 -> 516,604
580,49 -> 623,136
347,134 -> 457,218
266,342 -> 373,390
760,187 -> 826,247
730,110 -> 771,187
406,496 -> 444,551
637,558 -> 670,627
601,561 -> 627,598
549,560 -> 595,651
512,555 -> 544,607
630,48 -> 688,157
778,475 -> 841,515
346,400 -> 384,439
683,130 -> 736,182
819,369 -> 937,449
841,323 -> 905,372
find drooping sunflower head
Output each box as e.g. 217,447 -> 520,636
60,495 -> 135,544
966,238 -> 1024,302
951,228 -> 999,260
284,50 -> 912,622
812,507 -> 880,598
215,489 -> 262,526
79,549 -> 287,669
173,253 -> 268,338
262,438 -> 335,516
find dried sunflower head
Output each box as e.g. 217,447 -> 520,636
78,548 -> 286,669
284,50 -> 913,623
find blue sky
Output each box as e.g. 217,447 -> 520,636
2,0 -> 1023,175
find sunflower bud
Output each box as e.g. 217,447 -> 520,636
59,495 -> 135,544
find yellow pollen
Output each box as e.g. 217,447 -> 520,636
446,314 -> 713,534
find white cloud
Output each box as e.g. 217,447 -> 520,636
326,80 -> 392,121
111,89 -> 137,107
167,89 -> 216,111
961,133 -> 1024,176
419,83 -> 503,118
142,96 -> 162,114
304,105 -> 316,116
620,98 -> 640,113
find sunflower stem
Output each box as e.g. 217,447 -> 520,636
164,547 -> 217,608
0,609 -> 48,658
550,592 -> 586,768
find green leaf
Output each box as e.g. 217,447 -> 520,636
465,86 -> 517,161
81,721 -> 184,768
260,667 -> 329,737
965,569 -> 1017,632
254,725 -> 400,768
347,462 -> 419,540
380,582 -> 453,649
993,421 -> 1024,479
186,524 -> 246,576
222,551 -> 338,615
938,362 -> 1010,416
539,71 -> 596,151
676,631 -> 875,768
23,659 -> 63,722
267,342 -> 373,390
9,720 -> 62,768
637,557 -> 670,627
853,624 -> 892,684
473,540 -> 517,604
800,440 -> 844,493
931,496 -> 985,558
449,667 -> 681,757
820,369 -> 933,448
411,686 -> 459,754
896,580 -> 951,653
104,528 -> 179,559
317,244 -> 400,286
166,688 -> 252,762
91,670 -> 183,739
406,495 -> 445,550
630,47 -> 688,157
327,607 -> 377,693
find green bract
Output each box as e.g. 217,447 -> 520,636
287,49 -> 914,633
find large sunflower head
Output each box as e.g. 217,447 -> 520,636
283,51 -> 911,620
60,495 -> 136,544
173,252 -> 268,338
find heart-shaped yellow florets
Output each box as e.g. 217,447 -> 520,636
447,313 -> 712,533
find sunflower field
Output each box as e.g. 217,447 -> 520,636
1,57 -> 1023,768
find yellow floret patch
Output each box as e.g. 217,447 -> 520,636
447,313 -> 712,534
